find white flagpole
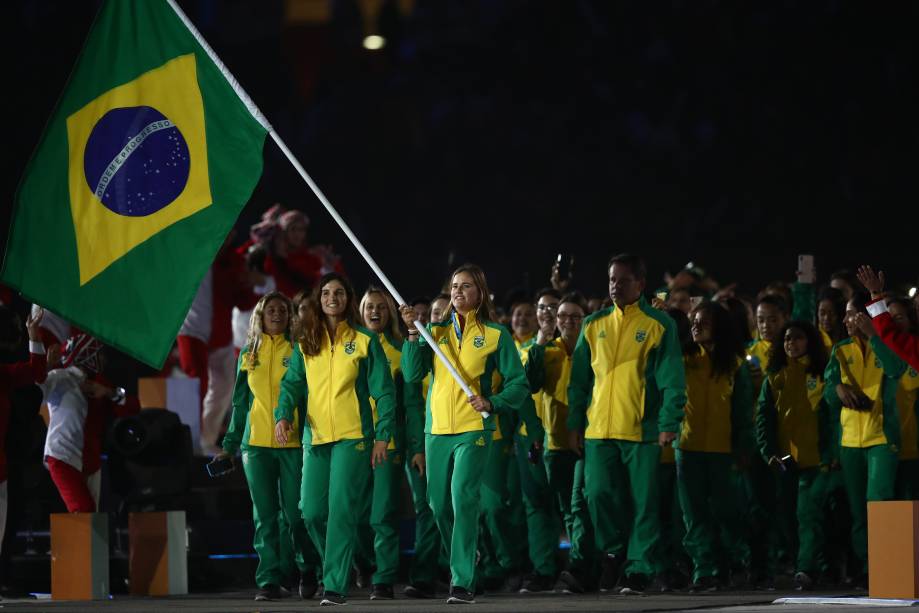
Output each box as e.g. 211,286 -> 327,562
165,0 -> 485,415
268,134 -> 488,416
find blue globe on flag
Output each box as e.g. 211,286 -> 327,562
83,105 -> 190,217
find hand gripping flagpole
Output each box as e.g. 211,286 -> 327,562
166,0 -> 486,417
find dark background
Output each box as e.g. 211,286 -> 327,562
6,0 -> 919,304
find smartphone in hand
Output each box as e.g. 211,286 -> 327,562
206,455 -> 235,477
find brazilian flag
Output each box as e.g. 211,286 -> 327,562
2,0 -> 269,367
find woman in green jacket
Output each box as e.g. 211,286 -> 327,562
275,273 -> 396,606
399,264 -> 530,604
219,291 -> 319,601
756,320 -> 831,591
354,286 -> 428,600
677,300 -> 753,592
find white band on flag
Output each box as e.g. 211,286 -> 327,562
94,119 -> 174,199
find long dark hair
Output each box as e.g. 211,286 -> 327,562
297,272 -> 361,356
448,264 -> 498,324
689,300 -> 744,379
768,320 -> 827,378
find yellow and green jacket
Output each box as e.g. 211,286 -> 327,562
371,332 -> 425,455
824,336 -> 907,450
566,296 -> 686,441
400,309 -> 530,436
276,321 -> 395,446
224,333 -> 303,453
755,357 -> 832,469
524,337 -> 575,451
678,347 -> 754,454
896,366 -> 919,460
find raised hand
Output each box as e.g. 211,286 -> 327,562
856,265 -> 885,298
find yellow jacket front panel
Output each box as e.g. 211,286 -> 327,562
756,358 -> 828,469
276,322 -> 396,446
824,336 -> 906,449
566,298 -> 686,442
539,338 -> 574,450
679,349 -> 753,454
401,311 -> 529,436
224,334 -> 300,452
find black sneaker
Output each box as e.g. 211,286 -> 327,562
599,553 -> 623,592
447,586 -> 476,604
519,574 -> 555,593
355,567 -> 373,590
255,584 -> 283,601
320,591 -> 347,606
853,573 -> 868,591
299,570 -> 318,599
370,584 -> 394,600
559,570 -> 585,594
404,582 -> 435,598
689,576 -> 718,593
505,570 -> 525,592
648,573 -> 673,593
619,573 -> 649,595
753,575 -> 776,591
793,571 -> 814,591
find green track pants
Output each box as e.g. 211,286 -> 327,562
301,439 -> 372,596
515,435 -> 559,578
479,437 -> 524,579
772,466 -> 829,574
584,439 -> 661,577
676,450 -> 745,581
545,450 -> 595,576
405,454 -> 442,584
241,446 -> 318,588
426,431 -> 491,591
354,448 -> 405,585
840,444 -> 898,572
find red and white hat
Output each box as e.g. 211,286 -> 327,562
61,334 -> 104,374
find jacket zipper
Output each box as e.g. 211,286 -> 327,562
610,311 -> 623,437
329,332 -> 336,443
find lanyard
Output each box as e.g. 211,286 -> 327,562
452,311 -> 464,345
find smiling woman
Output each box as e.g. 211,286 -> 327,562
274,272 -> 396,606
218,291 -> 320,602
397,264 -> 530,604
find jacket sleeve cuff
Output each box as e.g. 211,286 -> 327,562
274,406 -> 293,423
867,299 -> 888,318
29,341 -> 45,354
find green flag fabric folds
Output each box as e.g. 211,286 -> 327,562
2,0 -> 269,367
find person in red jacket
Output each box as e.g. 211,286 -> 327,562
0,306 -> 47,553
857,265 -> 919,371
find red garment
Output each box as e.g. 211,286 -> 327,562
0,352 -> 47,481
177,335 -> 208,415
81,374 -> 139,476
210,247 -> 258,350
47,456 -> 95,512
868,298 -> 919,371
264,248 -> 324,299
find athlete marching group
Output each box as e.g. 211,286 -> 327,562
216,254 -> 918,606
